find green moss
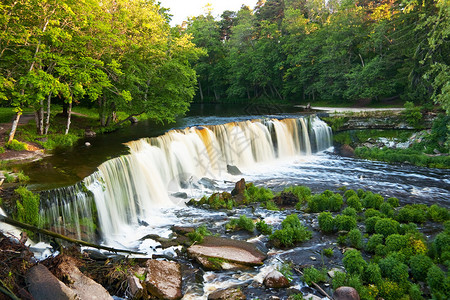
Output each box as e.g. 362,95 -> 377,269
187,225 -> 211,243
6,139 -> 27,151
282,185 -> 311,204
374,218 -> 400,237
226,215 -> 255,232
366,234 -> 384,253
343,249 -> 367,276
14,187 -> 40,227
256,220 -> 272,235
318,212 -> 334,233
269,214 -> 312,248
302,266 -> 327,285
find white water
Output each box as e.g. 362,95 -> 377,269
38,116 -> 332,245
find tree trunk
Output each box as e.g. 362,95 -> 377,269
8,112 -> 22,142
44,92 -> 51,135
35,98 -> 44,135
64,101 -> 72,135
198,81 -> 204,102
213,88 -> 219,101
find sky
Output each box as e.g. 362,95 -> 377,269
158,0 -> 259,25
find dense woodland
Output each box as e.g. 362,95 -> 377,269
0,0 -> 448,141
186,0 -> 449,109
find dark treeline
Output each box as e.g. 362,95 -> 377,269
185,0 -> 449,109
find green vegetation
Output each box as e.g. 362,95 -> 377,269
187,225 -> 211,243
5,140 -> 27,151
282,185 -> 311,204
14,187 -> 40,227
256,220 -> 273,235
307,190 -> 343,212
226,215 -> 255,232
302,266 -> 327,285
244,184 -> 274,203
269,214 -> 312,248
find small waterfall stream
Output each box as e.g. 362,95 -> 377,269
39,116 -> 332,243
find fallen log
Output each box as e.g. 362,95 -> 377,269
0,215 -> 145,255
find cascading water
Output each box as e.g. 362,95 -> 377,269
39,116 -> 332,244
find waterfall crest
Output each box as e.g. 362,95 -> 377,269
40,116 -> 332,242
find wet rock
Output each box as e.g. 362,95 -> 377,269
187,236 -> 267,270
231,178 -> 246,196
334,286 -> 360,300
302,294 -> 322,300
145,260 -> 182,300
83,249 -> 108,261
84,130 -> 96,138
272,191 -> 298,208
127,275 -> 145,299
328,268 -> 345,278
263,270 -> 290,288
172,226 -> 195,235
85,142 -> 91,147
199,177 -> 216,189
339,144 -> 355,157
57,256 -> 113,300
227,165 -> 242,175
172,192 -> 188,199
208,287 -> 246,300
26,264 -> 77,300
310,256 -> 317,261
130,117 -> 139,124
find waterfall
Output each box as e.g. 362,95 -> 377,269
39,116 -> 332,243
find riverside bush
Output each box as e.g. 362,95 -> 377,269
363,262 -> 382,285
364,208 -> 383,219
380,202 -> 395,218
307,191 -> 343,212
318,212 -> 334,233
347,195 -> 362,211
342,207 -> 357,219
256,220 -> 272,235
365,216 -> 382,234
379,255 -> 409,285
387,197 -> 399,207
187,225 -> 211,243
344,189 -> 357,199
348,228 -> 363,249
343,249 -> 367,275
396,204 -> 428,223
385,234 -> 408,253
244,184 -> 273,203
362,192 -> 384,209
427,204 -> 449,222
6,139 -> 27,151
269,214 -> 312,247
282,185 -> 311,204
430,231 -> 450,263
302,266 -> 327,285
375,218 -> 399,237
226,215 -> 255,232
426,265 -> 449,299
409,254 -> 433,281
366,234 -> 384,253
335,215 -> 357,231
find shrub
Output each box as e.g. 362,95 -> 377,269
343,249 -> 367,276
344,189 -> 357,199
399,222 -> 419,235
302,266 -> 327,285
427,265 -> 449,298
15,187 -> 40,227
380,202 -> 394,218
278,262 -> 293,282
409,283 -> 424,300
347,195 -> 362,211
329,194 -> 344,212
375,218 -> 399,237
342,207 -> 357,218
385,234 -> 408,253
187,225 -> 211,243
269,214 -> 312,247
431,231 -> 450,262
6,139 -> 27,151
362,192 -> 384,209
348,228 -> 363,249
42,134 -> 79,149
387,197 -> 399,208
17,171 -> 30,183
409,254 -> 433,281
427,204 -> 449,222
256,220 -> 272,235
318,212 -> 334,233
396,204 -> 427,224
365,208 -> 382,219
307,191 -> 343,212
283,185 -> 311,204
332,271 -> 347,289
0,146 -> 4,154
245,185 -> 273,203
335,215 -> 357,231
365,216 -> 382,234
379,255 -> 409,285
226,215 -> 255,232
262,200 -> 279,211
4,172 -> 15,183
323,248 -> 334,257
357,189 -> 366,198
378,280 -> 404,300
366,234 -> 384,253
403,101 -> 423,129
363,263 -> 382,285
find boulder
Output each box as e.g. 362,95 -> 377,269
334,286 -> 360,300
231,178 -> 246,196
208,287 -> 246,300
187,236 -> 267,270
339,144 -> 355,157
227,165 -> 242,175
26,264 -> 77,300
272,191 -> 298,208
57,257 -> 113,300
302,294 -> 322,300
145,260 -> 182,300
263,270 -> 290,288
127,275 -> 145,299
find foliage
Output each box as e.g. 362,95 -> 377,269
426,265 -> 449,299
365,216 -> 382,234
261,200 -> 279,211
278,261 -> 293,282
409,254 -> 433,282
318,212 -> 334,233
6,140 -> 27,151
342,207 -> 357,219
0,146 -> 4,154
307,191 -> 343,212
363,263 -> 382,285
282,185 -> 311,204
362,192 -> 384,210
343,249 -> 367,276
4,173 -> 15,183
344,189 -> 357,199
396,204 -> 428,224
256,220 -> 272,235
17,171 -> 29,183
14,187 -> 40,227
366,234 -> 384,253
380,202 -> 394,218
226,215 -> 255,232
385,234 -> 408,253
323,248 -> 334,257
402,102 -> 423,129
334,214 -> 357,232
347,228 -> 363,249
365,208 -> 383,219
269,214 -> 312,248
387,197 -> 399,208
187,225 -> 211,243
302,266 -> 327,285
427,204 -> 450,222
244,185 -> 274,203
374,218 -> 400,237
346,195 -> 362,212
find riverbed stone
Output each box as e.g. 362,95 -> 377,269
26,264 -> 77,300
208,287 -> 246,300
187,236 -> 267,270
227,165 -> 242,175
144,259 -> 182,300
57,256 -> 113,300
334,286 -> 360,300
263,270 -> 290,288
339,144 -> 355,157
231,178 -> 246,196
127,275 -> 145,299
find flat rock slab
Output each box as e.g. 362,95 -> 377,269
188,236 -> 267,270
145,259 -> 182,300
26,264 -> 77,300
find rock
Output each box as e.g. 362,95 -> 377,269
334,286 -> 360,300
208,287 -> 246,300
83,249 -> 108,261
328,268 -> 345,278
130,117 -> 139,124
263,270 -> 290,288
434,149 -> 441,154
187,236 -> 267,270
84,130 -> 96,138
57,256 -> 113,300
231,178 -> 246,196
145,260 -> 182,300
302,294 -> 322,300
26,264 -> 77,300
172,192 -> 188,199
171,226 -> 195,235
85,142 -> 91,147
272,191 -> 298,207
227,165 -> 242,175
36,137 -> 48,142
339,144 -> 355,157
127,275 -> 145,299
310,256 -> 317,261
199,177 -> 216,190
